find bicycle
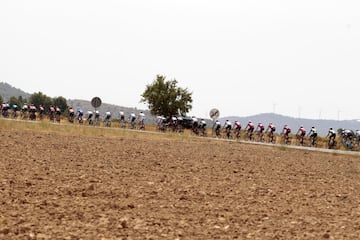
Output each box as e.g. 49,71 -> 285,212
214,127 -> 221,138
297,134 -> 305,146
224,127 -> 232,139
138,119 -> 145,130
29,111 -> 36,121
309,134 -> 317,147
49,111 -> 55,122
256,131 -> 264,142
247,129 -> 254,141
55,113 -> 61,123
282,133 -> 291,145
328,137 -> 337,149
103,116 -> 112,127
267,131 -> 276,144
119,117 -> 126,128
233,128 -> 241,140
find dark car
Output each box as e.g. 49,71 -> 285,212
179,116 -> 193,129
162,116 -> 193,130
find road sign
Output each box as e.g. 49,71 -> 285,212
209,108 -> 220,120
91,97 -> 102,109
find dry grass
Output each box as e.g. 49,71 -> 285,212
0,119 -> 196,143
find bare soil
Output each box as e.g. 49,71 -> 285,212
1,128 -> 360,239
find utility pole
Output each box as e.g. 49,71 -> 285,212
273,103 -> 277,114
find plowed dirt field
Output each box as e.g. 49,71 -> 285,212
1,125 -> 360,239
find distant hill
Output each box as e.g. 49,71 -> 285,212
0,82 -> 31,101
220,113 -> 360,136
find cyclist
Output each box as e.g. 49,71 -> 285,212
87,110 -> 94,125
266,123 -> 276,143
296,126 -> 306,145
170,115 -> 178,132
213,119 -> 222,137
77,108 -> 84,124
327,128 -> 336,140
119,110 -> 126,128
327,128 -> 337,149
282,125 -> 291,144
191,116 -> 199,134
223,120 -> 232,139
245,121 -> 255,140
342,129 -> 354,149
198,119 -> 207,136
1,103 -> 10,117
129,112 -> 136,129
233,120 -> 242,139
94,110 -> 100,125
355,129 -> 360,148
156,115 -> 166,131
21,103 -> 29,119
38,105 -> 45,120
29,104 -> 37,120
68,107 -> 75,123
49,105 -> 55,121
104,111 -> 112,127
11,104 -> 18,118
307,126 -> 318,146
55,106 -> 61,123
255,122 -> 265,142
177,116 -> 185,131
138,111 -> 146,129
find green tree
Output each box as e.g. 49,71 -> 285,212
53,96 -> 68,113
8,96 -> 20,107
17,96 -> 27,106
337,128 -> 344,135
29,92 -> 53,111
141,75 -> 193,117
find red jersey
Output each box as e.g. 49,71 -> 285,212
247,122 -> 254,130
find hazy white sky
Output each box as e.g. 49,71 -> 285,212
1,0 -> 359,120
